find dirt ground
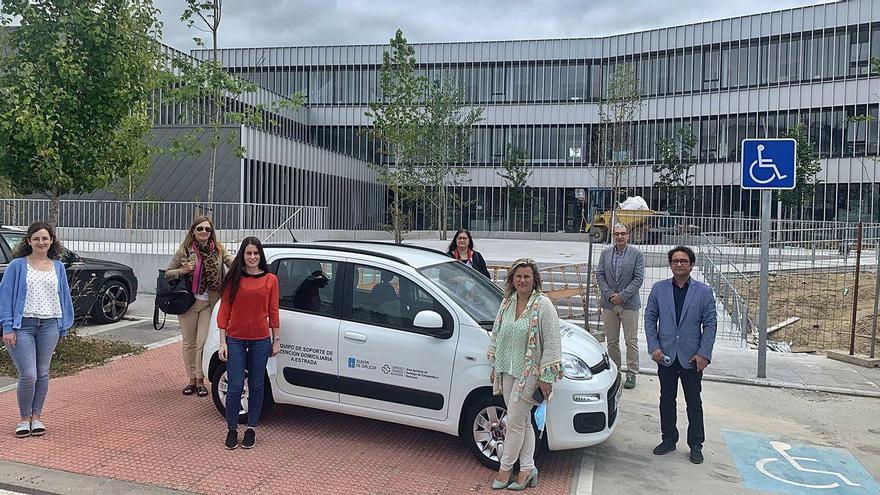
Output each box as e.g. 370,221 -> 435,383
735,271 -> 879,355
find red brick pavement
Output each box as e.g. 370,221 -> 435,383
0,343 -> 577,494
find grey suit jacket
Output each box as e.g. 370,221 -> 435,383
644,278 -> 717,370
595,245 -> 645,310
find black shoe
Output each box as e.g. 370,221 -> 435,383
690,446 -> 704,464
241,428 -> 256,449
653,441 -> 676,455
224,429 -> 238,450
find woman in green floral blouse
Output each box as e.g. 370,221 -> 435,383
487,258 -> 562,490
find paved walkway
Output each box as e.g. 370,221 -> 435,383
0,343 -> 577,495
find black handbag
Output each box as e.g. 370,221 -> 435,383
153,269 -> 196,329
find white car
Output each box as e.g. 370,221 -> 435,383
202,241 -> 620,468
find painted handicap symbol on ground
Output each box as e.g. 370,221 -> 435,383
756,441 -> 862,490
723,429 -> 880,495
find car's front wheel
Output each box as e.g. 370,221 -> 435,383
91,280 -> 130,324
210,360 -> 275,425
463,394 -> 546,470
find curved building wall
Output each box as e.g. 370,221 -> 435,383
201,0 -> 880,231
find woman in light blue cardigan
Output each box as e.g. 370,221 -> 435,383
0,222 -> 74,438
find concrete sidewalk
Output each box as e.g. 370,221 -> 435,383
0,460 -> 191,495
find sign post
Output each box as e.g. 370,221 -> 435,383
741,139 -> 797,379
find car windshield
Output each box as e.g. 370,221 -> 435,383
1,232 -> 23,249
418,260 -> 502,326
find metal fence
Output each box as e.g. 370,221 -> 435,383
485,216 -> 880,357
0,199 -> 329,254
590,212 -> 880,248
699,222 -> 880,356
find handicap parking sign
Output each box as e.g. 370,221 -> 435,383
741,139 -> 797,190
722,429 -> 880,495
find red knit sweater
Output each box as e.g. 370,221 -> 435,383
216,272 -> 280,340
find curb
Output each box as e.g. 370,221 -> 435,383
0,460 -> 194,495
637,368 -> 880,399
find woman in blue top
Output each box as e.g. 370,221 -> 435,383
0,222 -> 74,438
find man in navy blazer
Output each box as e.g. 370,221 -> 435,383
644,245 -> 717,465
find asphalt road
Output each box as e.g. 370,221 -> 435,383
578,374 -> 880,495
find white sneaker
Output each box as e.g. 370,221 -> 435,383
15,421 -> 30,438
30,420 -> 45,437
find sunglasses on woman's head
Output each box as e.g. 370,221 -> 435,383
195,226 -> 212,233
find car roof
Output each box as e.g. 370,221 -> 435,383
263,241 -> 454,269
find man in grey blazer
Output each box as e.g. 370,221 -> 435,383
644,246 -> 717,465
596,223 -> 644,390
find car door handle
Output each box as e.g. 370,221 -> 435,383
344,331 -> 367,343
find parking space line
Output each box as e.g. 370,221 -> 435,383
575,452 -> 595,495
75,318 -> 148,337
144,335 -> 183,350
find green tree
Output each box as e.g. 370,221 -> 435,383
364,29 -> 426,244
419,78 -> 483,239
0,0 -> 166,225
779,122 -> 821,216
653,127 -> 697,213
497,145 -> 531,230
168,0 -> 302,205
596,63 -> 642,227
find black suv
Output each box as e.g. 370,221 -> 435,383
0,227 -> 138,324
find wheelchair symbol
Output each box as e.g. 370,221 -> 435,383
755,441 -> 862,490
749,144 -> 789,184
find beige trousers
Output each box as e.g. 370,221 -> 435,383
602,306 -> 640,377
500,373 -> 535,472
178,299 -> 214,380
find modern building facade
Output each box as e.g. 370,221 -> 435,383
176,0 -> 880,232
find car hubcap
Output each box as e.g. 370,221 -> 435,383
217,370 -> 249,416
101,285 -> 128,320
473,405 -> 507,462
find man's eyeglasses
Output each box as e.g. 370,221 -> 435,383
195,226 -> 213,233
670,259 -> 691,265
613,232 -> 629,237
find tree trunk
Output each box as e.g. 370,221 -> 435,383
207,3 -> 221,207
207,144 -> 217,205
393,197 -> 401,244
437,184 -> 442,240
48,191 -> 60,227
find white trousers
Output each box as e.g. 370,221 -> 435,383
500,373 -> 535,472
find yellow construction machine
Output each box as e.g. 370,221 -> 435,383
582,209 -> 669,244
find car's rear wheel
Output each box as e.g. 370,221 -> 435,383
463,394 -> 546,470
210,361 -> 274,425
91,280 -> 130,324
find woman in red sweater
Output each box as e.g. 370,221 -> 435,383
216,237 -> 280,450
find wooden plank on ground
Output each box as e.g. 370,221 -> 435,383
767,317 -> 800,336
545,288 -> 582,301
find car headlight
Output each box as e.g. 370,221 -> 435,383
562,353 -> 593,380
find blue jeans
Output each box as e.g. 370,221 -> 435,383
225,336 -> 271,429
6,318 -> 60,418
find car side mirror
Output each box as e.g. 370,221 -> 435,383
413,310 -> 451,338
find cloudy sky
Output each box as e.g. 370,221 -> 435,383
153,0 -> 839,51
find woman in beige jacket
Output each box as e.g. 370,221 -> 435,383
487,258 -> 562,491
166,215 -> 234,397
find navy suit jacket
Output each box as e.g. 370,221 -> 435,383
644,278 -> 717,370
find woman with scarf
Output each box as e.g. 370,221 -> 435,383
446,229 -> 491,278
166,216 -> 234,397
487,258 -> 562,491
